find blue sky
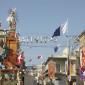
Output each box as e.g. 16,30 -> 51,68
0,0 -> 85,66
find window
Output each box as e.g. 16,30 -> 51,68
56,64 -> 60,73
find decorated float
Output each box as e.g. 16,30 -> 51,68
0,8 -> 25,85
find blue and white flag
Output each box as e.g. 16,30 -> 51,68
52,21 -> 68,37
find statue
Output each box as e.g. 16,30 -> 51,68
7,8 -> 16,29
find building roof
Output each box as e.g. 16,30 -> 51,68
45,57 -> 67,65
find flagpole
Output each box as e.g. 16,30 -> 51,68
65,20 -> 71,85
67,37 -> 71,84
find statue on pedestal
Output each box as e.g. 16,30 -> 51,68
7,8 -> 16,30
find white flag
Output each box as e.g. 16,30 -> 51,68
62,21 -> 68,34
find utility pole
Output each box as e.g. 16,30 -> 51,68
66,35 -> 78,85
65,35 -> 71,85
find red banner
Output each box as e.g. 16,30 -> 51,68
80,46 -> 85,80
